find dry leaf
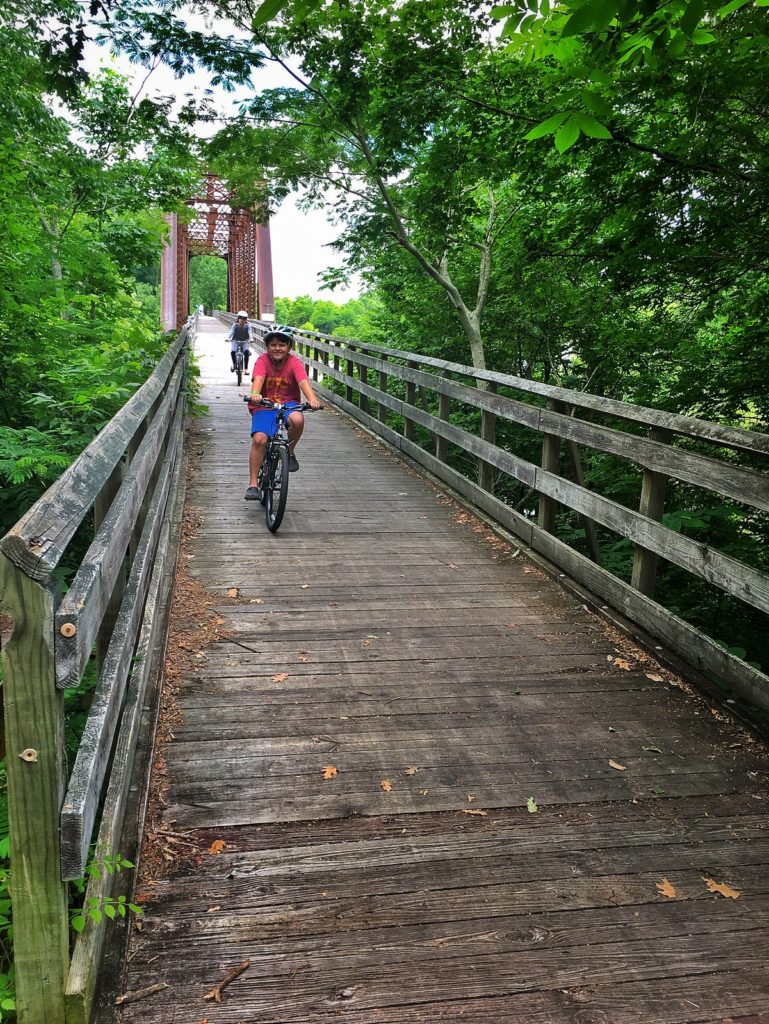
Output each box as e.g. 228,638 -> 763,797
323,765 -> 338,780
404,766 -> 419,775
298,655 -> 307,662
227,588 -> 239,598
613,657 -> 632,670
381,779 -> 393,792
272,672 -> 289,683
300,584 -> 309,589
646,673 -> 664,682
467,794 -> 476,802
208,840 -> 226,855
447,562 -> 458,569
527,796 -> 538,813
248,598 -> 264,605
462,808 -> 488,817
207,906 -> 221,913
214,618 -> 225,625
608,760 -> 627,771
362,639 -> 370,647
656,877 -> 677,899
703,877 -> 741,899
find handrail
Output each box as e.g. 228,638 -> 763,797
0,314 -> 195,1024
245,318 -> 769,712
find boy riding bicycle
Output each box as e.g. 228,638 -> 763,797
227,311 -> 253,372
244,327 -> 321,500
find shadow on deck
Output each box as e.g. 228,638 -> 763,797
114,319 -> 769,1024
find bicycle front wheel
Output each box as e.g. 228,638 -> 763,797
236,353 -> 243,387
265,445 -> 290,532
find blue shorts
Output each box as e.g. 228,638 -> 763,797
250,401 -> 301,437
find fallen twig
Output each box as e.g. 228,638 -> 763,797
204,959 -> 252,1003
115,982 -> 169,1005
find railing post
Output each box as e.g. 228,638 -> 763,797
359,352 -> 370,415
404,360 -> 418,442
538,398 -> 563,533
345,345 -> 355,404
631,427 -> 673,597
311,337 -> 319,382
435,375 -> 450,462
378,354 -> 389,424
0,555 -> 69,1023
478,381 -> 497,493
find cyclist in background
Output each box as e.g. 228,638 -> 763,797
226,311 -> 253,373
245,327 -> 321,500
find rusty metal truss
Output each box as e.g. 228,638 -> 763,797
161,174 -> 274,331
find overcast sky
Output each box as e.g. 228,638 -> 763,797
84,24 -> 360,302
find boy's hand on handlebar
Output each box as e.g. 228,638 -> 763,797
306,396 -> 322,410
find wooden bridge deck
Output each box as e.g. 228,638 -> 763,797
116,319 -> 769,1023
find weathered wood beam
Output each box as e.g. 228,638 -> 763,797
0,332 -> 188,582
0,556 -> 69,1023
59,401 -> 184,879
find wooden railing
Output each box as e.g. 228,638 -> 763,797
0,315 -> 194,1023
249,320 -> 769,711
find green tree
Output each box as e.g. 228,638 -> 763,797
189,255 -> 228,312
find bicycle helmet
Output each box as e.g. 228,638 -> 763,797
263,325 -> 295,348
237,310 -> 249,319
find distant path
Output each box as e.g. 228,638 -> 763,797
117,316 -> 769,1023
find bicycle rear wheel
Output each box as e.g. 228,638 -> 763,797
265,446 -> 289,532
236,351 -> 243,387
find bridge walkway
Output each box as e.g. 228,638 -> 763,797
116,318 -> 769,1023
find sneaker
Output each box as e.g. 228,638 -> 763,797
288,455 -> 299,473
230,366 -> 236,372
244,486 -> 260,500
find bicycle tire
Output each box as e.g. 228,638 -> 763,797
236,351 -> 243,387
256,459 -> 268,505
265,445 -> 289,532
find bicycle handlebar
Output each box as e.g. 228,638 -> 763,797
243,396 -> 323,412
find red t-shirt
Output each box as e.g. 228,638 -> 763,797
252,352 -> 308,404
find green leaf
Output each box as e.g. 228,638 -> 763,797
679,0 -> 705,36
251,0 -> 287,29
667,31 -> 689,57
561,2 -> 602,36
88,907 -> 103,925
104,904 -> 116,920
555,116 -> 581,152
71,916 -> 85,933
582,89 -> 612,119
691,28 -> 717,42
718,0 -> 750,14
524,111 -> 570,140
490,4 -> 518,16
527,796 -> 538,813
574,111 -> 613,138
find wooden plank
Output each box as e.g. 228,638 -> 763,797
0,330 -> 188,582
64,426 -> 185,1021
55,362 -> 185,687
59,407 -> 183,877
0,555 -> 69,1022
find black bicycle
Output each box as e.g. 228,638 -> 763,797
244,398 -> 322,532
232,339 -> 249,386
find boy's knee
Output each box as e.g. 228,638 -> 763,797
251,433 -> 267,448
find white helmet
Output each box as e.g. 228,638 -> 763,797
237,310 -> 248,319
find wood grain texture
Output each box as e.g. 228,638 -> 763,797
116,318 -> 769,1024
